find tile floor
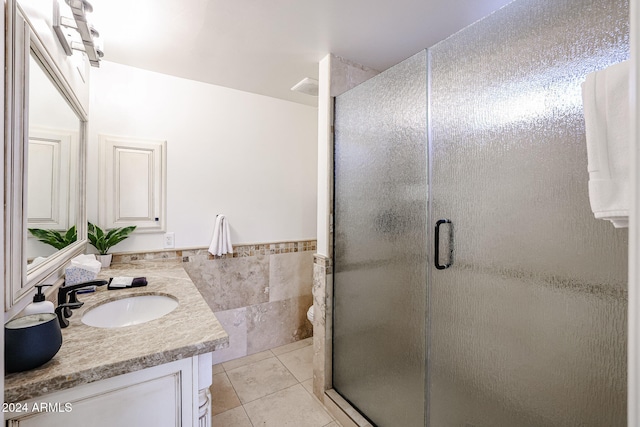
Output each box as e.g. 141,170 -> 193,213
210,337 -> 341,427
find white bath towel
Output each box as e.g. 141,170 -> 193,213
581,60 -> 630,228
208,215 -> 234,256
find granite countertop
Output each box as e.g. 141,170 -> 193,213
4,261 -> 228,403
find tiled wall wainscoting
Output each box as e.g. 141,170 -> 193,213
312,254 -> 332,400
113,240 -> 316,364
112,241 -> 316,364
184,241 -> 316,364
312,255 -> 369,427
111,241 -> 317,264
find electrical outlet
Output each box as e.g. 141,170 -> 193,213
164,232 -> 175,248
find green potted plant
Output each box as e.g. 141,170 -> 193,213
28,225 -> 77,250
88,222 -> 136,267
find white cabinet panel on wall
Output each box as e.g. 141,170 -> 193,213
99,135 -> 166,232
27,128 -> 77,230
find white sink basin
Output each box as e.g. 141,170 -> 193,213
81,295 -> 179,328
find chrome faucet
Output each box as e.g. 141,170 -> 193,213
56,279 -> 108,328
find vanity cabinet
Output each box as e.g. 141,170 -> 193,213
3,263 -> 227,427
5,355 -> 213,427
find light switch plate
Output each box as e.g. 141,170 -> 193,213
163,232 -> 175,248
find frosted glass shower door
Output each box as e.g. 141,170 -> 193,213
428,0 -> 628,426
333,52 -> 427,427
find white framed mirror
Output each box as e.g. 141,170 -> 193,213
26,52 -> 80,268
4,2 -> 87,315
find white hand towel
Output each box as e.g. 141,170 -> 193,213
223,216 -> 233,254
581,60 -> 630,228
208,215 -> 234,256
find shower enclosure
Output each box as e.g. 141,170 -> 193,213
332,0 -> 629,426
333,52 -> 428,427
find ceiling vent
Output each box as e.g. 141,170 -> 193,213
291,77 -> 319,96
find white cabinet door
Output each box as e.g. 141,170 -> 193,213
7,358 -> 194,426
27,129 -> 77,230
99,134 -> 167,233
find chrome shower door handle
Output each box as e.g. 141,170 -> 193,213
434,219 -> 452,270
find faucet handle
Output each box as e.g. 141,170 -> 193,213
64,292 -> 84,318
55,302 -> 83,328
68,290 -> 80,304
58,279 -> 108,310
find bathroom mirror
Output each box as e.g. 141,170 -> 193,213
26,52 -> 80,269
5,4 -> 87,314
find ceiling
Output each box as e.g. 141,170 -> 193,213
90,0 -> 514,107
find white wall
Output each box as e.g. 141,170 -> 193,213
316,54 -> 378,257
316,55 -> 332,258
88,61 -> 318,252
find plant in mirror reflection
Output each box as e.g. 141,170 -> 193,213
28,225 -> 77,250
87,222 -> 136,255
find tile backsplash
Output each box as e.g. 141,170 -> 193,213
110,240 -> 316,264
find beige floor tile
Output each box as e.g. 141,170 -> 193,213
301,378 -> 314,394
302,378 -> 335,419
244,384 -> 334,427
222,349 -> 274,371
211,372 -> 242,416
212,364 -> 224,375
324,422 -> 342,427
211,406 -> 252,427
271,337 -> 313,356
277,344 -> 313,382
227,357 -> 298,403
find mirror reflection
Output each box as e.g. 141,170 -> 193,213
26,53 -> 80,270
